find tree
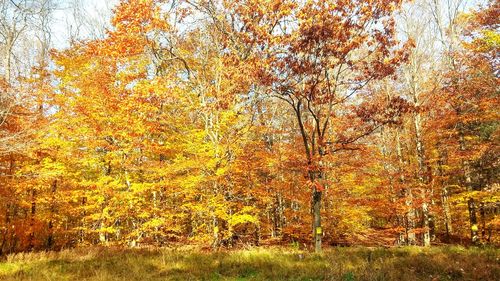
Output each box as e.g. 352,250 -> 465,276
217,0 -> 411,252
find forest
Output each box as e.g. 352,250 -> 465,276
0,0 -> 498,263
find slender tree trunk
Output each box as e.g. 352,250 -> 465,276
467,198 -> 478,244
277,192 -> 284,236
413,112 -> 430,246
414,113 -> 426,182
99,220 -> 107,245
254,222 -> 260,246
405,188 -> 416,245
28,188 -> 36,251
396,130 -> 415,245
212,216 -> 219,248
422,199 -> 431,246
437,147 -> 453,239
479,202 -> 486,241
1,155 -> 15,254
458,127 -> 472,191
442,187 -> 453,238
312,146 -> 327,253
312,188 -> 322,252
47,179 -> 57,249
3,34 -> 13,83
0,203 -> 10,255
152,190 -> 159,244
269,208 -> 275,238
380,128 -> 403,244
79,196 -> 86,243
460,126 -> 479,245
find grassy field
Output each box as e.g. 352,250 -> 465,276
0,246 -> 499,281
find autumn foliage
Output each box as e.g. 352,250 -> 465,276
0,0 -> 498,254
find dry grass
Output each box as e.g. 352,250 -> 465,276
0,246 -> 499,280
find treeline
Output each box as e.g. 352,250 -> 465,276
0,0 -> 498,254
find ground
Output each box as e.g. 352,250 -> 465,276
0,246 -> 499,280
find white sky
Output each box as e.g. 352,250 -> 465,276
46,0 -> 487,52
51,0 -> 119,49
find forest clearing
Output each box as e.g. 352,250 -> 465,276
1,246 -> 499,280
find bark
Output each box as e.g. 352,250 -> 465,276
254,223 -> 260,246
413,113 -> 426,183
79,196 -> 86,243
47,179 -> 57,249
28,188 -> 36,251
269,208 -> 275,238
2,33 -> 13,83
396,130 -> 415,245
422,200 -> 431,246
212,216 -> 219,248
405,188 -> 416,245
0,203 -> 10,255
458,127 -> 472,191
277,192 -> 284,235
99,220 -> 107,245
479,202 -> 485,241
211,181 -> 220,248
312,188 -> 322,252
294,100 -> 323,252
437,147 -> 453,238
413,111 -> 431,246
271,193 -> 285,237
467,198 -> 479,244
153,190 -> 159,244
441,186 -> 453,238
1,155 -> 15,254
380,128 -> 404,244
312,150 -> 326,252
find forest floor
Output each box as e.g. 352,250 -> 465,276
0,246 -> 499,281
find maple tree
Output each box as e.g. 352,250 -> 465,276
211,0 -> 412,252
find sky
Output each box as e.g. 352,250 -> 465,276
47,0 -> 487,50
51,0 -> 119,49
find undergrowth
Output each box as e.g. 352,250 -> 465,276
0,246 -> 498,280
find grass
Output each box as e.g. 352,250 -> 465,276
0,246 -> 499,280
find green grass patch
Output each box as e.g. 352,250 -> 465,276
0,246 -> 498,280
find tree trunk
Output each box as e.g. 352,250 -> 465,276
422,200 -> 431,246
479,202 -> 486,241
442,187 -> 453,238
99,220 -> 107,245
277,192 -> 285,236
47,179 -> 57,249
152,190 -> 159,244
396,130 -> 415,245
380,128 -> 404,244
467,198 -> 478,244
437,147 -> 453,239
79,196 -> 87,243
3,34 -> 13,83
28,188 -> 36,251
293,100 -> 323,252
312,189 -> 322,253
458,128 -> 472,191
212,216 -> 219,248
413,112 -> 430,246
0,203 -> 10,255
405,188 -> 416,245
